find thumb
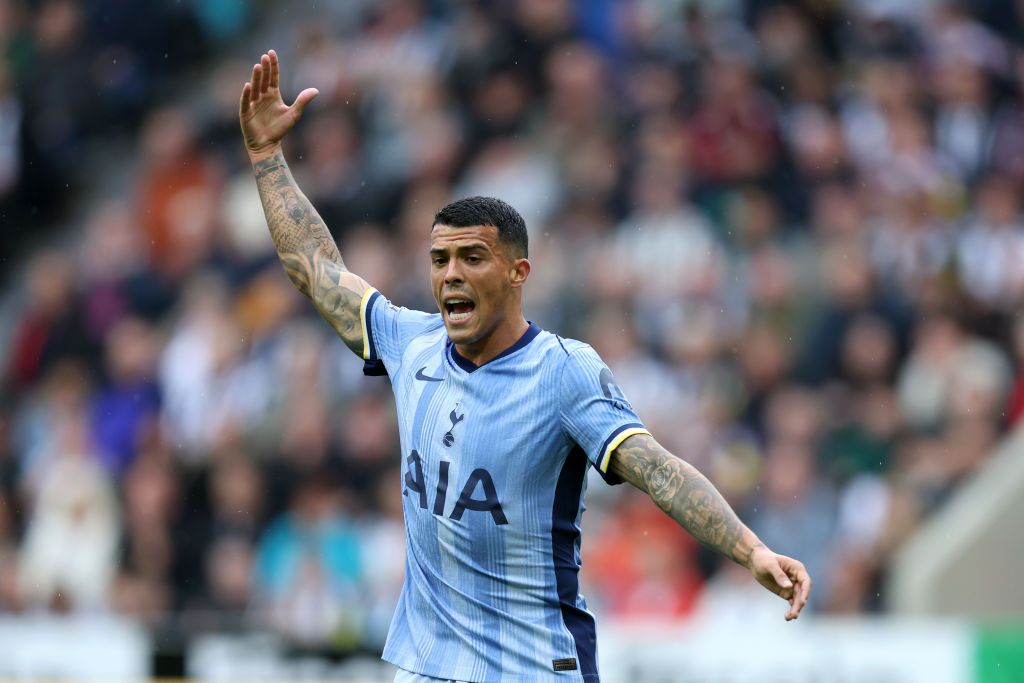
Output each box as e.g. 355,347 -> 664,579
290,88 -> 320,117
772,564 -> 793,590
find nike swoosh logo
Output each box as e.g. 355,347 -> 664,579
415,367 -> 444,382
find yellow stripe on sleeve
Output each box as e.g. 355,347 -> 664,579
359,288 -> 377,360
599,427 -> 651,473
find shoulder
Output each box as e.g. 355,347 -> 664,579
401,314 -> 447,351
412,311 -> 445,335
553,334 -> 595,358
529,329 -> 591,357
525,329 -> 595,368
372,293 -> 444,338
374,293 -> 443,325
539,332 -> 603,367
530,331 -> 609,386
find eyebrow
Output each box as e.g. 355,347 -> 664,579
429,243 -> 490,256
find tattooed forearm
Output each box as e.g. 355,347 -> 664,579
253,151 -> 341,283
609,433 -> 762,567
254,160 -> 288,181
252,152 -> 369,353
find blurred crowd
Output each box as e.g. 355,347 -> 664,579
3,0 -> 1024,651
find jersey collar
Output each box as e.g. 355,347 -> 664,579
448,322 -> 541,373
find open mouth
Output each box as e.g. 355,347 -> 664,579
444,298 -> 475,323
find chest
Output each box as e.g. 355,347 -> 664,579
397,362 -> 559,461
392,347 -> 565,526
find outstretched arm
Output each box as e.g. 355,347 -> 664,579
240,50 -> 371,355
608,433 -> 812,620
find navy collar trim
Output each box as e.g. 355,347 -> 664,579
448,322 -> 541,373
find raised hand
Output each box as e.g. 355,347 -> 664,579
239,50 -> 319,162
749,548 -> 812,620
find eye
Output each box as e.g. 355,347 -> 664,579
431,256 -> 447,266
466,255 -> 481,264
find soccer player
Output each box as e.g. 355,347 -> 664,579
240,50 -> 811,683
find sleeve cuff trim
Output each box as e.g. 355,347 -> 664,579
599,424 -> 650,473
360,288 -> 380,360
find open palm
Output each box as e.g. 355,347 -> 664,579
239,50 -> 318,161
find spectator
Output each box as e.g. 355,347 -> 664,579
252,474 -> 364,646
5,250 -> 96,394
19,402 -> 119,612
90,316 -> 161,476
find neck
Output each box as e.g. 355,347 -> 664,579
454,314 -> 530,367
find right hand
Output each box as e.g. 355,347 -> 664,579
239,50 -> 319,162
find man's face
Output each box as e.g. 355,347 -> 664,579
429,223 -> 524,346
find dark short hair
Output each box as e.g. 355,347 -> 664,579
432,196 -> 528,258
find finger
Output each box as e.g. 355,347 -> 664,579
260,54 -> 272,93
290,88 -> 319,117
269,49 -> 279,89
786,593 -> 805,620
251,63 -> 263,99
240,82 -> 252,114
796,569 -> 812,605
785,591 -> 802,620
771,564 -> 793,591
785,571 -> 812,620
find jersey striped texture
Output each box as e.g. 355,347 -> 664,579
363,290 -> 649,682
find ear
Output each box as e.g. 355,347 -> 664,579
510,258 -> 531,289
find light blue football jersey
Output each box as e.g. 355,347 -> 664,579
359,289 -> 650,682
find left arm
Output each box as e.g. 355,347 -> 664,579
608,432 -> 812,620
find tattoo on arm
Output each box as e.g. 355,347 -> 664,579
252,152 -> 370,354
609,433 -> 762,567
745,542 -> 767,566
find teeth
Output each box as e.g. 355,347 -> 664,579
448,299 -> 470,304
450,311 -> 472,321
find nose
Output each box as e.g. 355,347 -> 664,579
444,259 -> 463,285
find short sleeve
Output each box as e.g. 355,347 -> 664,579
360,289 -> 442,376
559,346 -> 651,484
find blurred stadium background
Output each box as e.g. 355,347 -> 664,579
1,0 -> 1023,680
